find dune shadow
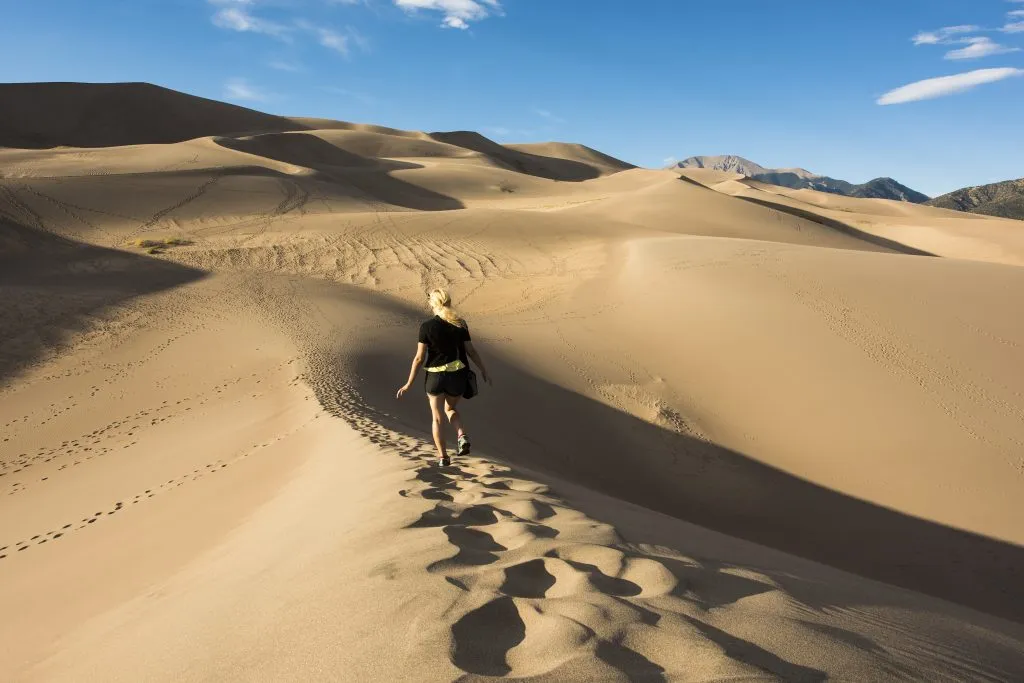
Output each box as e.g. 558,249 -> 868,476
681,615 -> 827,682
736,194 -> 937,256
675,173 -> 936,256
329,293 -> 1024,625
595,640 -> 666,682
429,131 -> 607,182
0,220 -> 207,387
213,133 -> 464,211
655,556 -> 776,609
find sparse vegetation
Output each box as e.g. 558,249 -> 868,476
497,181 -> 516,193
133,236 -> 192,254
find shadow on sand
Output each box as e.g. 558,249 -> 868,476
0,221 -> 207,386
674,173 -> 936,257
327,291 -> 1023,625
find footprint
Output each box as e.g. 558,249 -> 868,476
450,597 -> 525,676
407,503 -> 498,529
500,558 -> 557,598
429,527 -> 506,570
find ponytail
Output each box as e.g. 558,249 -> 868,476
428,288 -> 465,328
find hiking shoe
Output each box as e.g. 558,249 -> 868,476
438,455 -> 451,467
457,434 -> 471,456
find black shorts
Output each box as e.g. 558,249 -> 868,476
425,368 -> 468,397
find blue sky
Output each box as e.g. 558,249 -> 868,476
2,0 -> 1022,196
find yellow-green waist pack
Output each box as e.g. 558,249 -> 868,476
425,359 -> 466,373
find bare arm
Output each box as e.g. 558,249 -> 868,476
396,343 -> 427,398
465,341 -> 491,384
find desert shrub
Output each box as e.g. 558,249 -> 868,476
134,237 -> 191,249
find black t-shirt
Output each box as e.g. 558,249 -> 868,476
419,316 -> 471,368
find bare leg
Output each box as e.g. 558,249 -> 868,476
444,394 -> 465,437
427,393 -> 448,462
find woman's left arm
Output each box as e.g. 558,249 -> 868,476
396,343 -> 427,398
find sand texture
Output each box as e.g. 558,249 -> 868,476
2,84 -> 1023,681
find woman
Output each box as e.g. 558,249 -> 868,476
396,289 -> 491,466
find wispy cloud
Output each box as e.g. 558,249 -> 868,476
912,25 -> 979,46
1006,1 -> 1024,32
224,77 -> 272,102
533,108 -> 565,124
303,23 -> 350,54
890,8 -> 1024,104
212,6 -> 290,39
945,36 -> 1020,60
291,22 -> 369,56
209,1 -> 368,56
877,68 -> 1023,105
393,0 -> 502,30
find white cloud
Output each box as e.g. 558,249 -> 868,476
393,0 -> 502,30
211,5 -> 367,57
1003,21 -> 1024,33
293,21 -> 368,56
663,156 -> 679,167
945,36 -> 1020,59
912,25 -> 980,45
317,27 -> 350,54
212,7 -> 290,39
877,68 -> 1023,105
224,78 -> 271,102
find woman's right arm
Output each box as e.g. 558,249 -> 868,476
464,341 -> 491,385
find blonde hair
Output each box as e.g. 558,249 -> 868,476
428,288 -> 465,328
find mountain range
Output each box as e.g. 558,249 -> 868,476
926,178 -> 1024,221
672,155 -> 930,203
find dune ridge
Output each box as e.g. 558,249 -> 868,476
2,83 -> 1023,680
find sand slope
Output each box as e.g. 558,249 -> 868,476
2,85 -> 1023,680
0,82 -> 309,149
680,169 -> 1024,265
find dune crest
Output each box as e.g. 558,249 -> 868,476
2,83 -> 1023,680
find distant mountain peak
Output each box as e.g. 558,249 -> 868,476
674,155 -> 770,177
670,155 -> 929,204
926,178 -> 1024,220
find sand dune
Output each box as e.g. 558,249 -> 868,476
0,82 -> 309,149
681,168 -> 1024,265
2,84 -> 1023,680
